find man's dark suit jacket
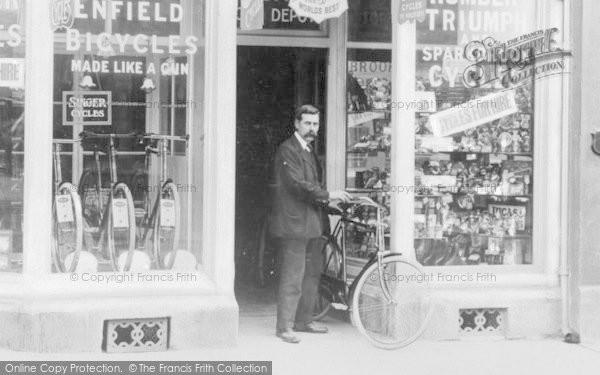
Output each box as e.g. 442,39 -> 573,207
269,135 -> 329,240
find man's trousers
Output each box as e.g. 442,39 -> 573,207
276,237 -> 323,332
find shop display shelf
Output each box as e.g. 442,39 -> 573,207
415,151 -> 533,157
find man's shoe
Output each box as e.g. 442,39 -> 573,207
293,323 -> 328,334
276,330 -> 301,344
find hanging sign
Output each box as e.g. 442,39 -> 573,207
398,0 -> 427,24
240,0 -> 264,30
62,91 -> 112,126
429,90 -> 518,137
288,0 -> 348,24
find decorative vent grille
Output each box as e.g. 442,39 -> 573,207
104,318 -> 169,353
459,308 -> 506,335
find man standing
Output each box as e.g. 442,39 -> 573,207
270,105 -> 351,344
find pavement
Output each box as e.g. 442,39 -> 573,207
0,283 -> 599,375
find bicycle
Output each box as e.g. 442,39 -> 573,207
78,131 -> 139,272
314,197 -> 433,349
130,133 -> 189,270
51,139 -> 84,273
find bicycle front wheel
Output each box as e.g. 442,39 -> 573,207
351,255 -> 433,349
51,182 -> 83,273
106,183 -> 137,271
154,181 -> 181,270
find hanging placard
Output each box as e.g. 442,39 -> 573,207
398,0 -> 427,24
288,0 -> 348,24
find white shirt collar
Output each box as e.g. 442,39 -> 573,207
294,131 -> 311,152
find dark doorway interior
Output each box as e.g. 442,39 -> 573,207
235,46 -> 327,310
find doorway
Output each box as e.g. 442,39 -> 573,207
235,46 -> 328,311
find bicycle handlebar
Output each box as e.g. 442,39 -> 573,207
80,131 -> 139,139
139,133 -> 189,142
53,138 -> 81,145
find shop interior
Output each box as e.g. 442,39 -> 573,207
234,46 -> 327,310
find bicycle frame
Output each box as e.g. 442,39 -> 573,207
322,198 -> 395,304
52,139 -> 80,191
137,134 -> 188,232
82,132 -> 136,221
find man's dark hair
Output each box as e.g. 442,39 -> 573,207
294,104 -> 320,122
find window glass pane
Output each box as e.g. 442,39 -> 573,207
345,49 -> 391,259
348,0 -> 391,43
0,1 -> 25,272
51,0 -> 205,273
414,1 -> 536,267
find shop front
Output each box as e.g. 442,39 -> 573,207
234,0 -> 572,341
0,0 -> 575,353
0,0 -> 239,352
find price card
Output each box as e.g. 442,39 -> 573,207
55,195 -> 74,223
160,199 -> 176,228
112,199 -> 130,228
0,231 -> 11,254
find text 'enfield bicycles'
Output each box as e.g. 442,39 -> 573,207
314,196 -> 434,349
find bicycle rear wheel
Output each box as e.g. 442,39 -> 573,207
313,237 -> 342,321
351,255 -> 433,349
106,183 -> 137,271
51,182 -> 83,273
153,181 -> 181,270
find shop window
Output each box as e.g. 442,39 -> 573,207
413,1 -> 536,267
345,48 -> 392,260
50,0 -> 205,273
0,1 -> 25,272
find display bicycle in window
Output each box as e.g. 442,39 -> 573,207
51,131 -> 192,273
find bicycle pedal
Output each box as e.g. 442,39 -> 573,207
331,303 -> 349,311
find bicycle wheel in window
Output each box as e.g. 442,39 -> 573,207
153,181 -> 181,270
51,182 -> 83,273
351,254 -> 433,349
313,237 -> 343,321
106,183 -> 137,271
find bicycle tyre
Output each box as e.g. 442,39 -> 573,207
51,182 -> 83,273
106,183 -> 136,271
313,237 -> 342,321
350,254 -> 433,349
154,181 -> 181,270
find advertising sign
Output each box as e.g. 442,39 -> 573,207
0,58 -> 24,88
488,203 -> 526,231
238,0 -> 321,31
62,91 -> 112,126
240,0 -> 265,30
288,0 -> 348,24
398,0 -> 427,24
429,90 -> 518,137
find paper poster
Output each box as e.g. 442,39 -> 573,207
429,90 -> 518,137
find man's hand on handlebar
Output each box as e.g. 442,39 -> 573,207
329,190 -> 353,203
